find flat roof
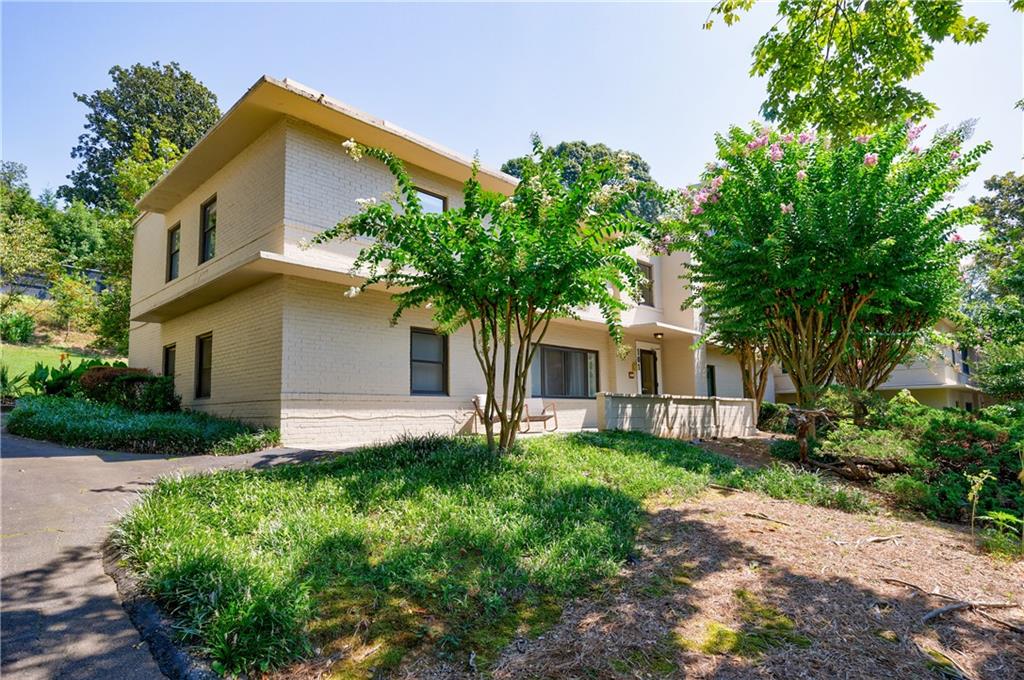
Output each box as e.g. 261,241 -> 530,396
137,75 -> 518,213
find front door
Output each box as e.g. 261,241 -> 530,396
638,349 -> 659,395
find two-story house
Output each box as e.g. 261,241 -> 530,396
772,319 -> 984,410
129,76 -> 750,448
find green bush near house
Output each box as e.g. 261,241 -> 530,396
0,311 -> 35,343
6,396 -> 279,455
797,391 -> 1024,522
112,431 -> 874,676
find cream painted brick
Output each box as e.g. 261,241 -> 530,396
131,121 -> 286,315
158,277 -> 284,425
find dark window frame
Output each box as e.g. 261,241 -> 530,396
533,343 -> 600,399
413,187 -> 448,213
166,223 -> 181,281
637,261 -> 655,307
410,327 -> 449,395
162,343 -> 176,378
706,364 -> 717,397
195,333 -> 213,399
199,195 -> 217,264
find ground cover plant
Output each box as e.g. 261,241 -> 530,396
6,395 -> 279,455
770,392 -> 1024,555
112,431 -> 873,676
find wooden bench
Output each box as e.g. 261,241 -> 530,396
472,395 -> 558,433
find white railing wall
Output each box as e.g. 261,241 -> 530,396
597,393 -> 757,440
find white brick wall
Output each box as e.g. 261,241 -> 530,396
278,277 -> 614,448
157,277 -> 284,425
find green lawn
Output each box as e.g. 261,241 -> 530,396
113,431 -> 871,676
1,343 -> 123,376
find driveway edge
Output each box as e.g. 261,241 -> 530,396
102,540 -> 219,680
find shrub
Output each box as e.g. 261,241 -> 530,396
27,356 -> 124,397
818,422 -> 923,466
874,474 -> 930,509
758,401 -> 791,433
718,463 -> 874,513
79,366 -> 180,412
7,396 -> 279,455
0,311 -> 35,343
1,364 -> 28,400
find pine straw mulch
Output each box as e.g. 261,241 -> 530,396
399,488 -> 1023,680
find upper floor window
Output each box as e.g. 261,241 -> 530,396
415,188 -> 447,214
637,261 -> 654,307
166,224 -> 181,281
200,196 -> 217,263
410,328 -> 448,395
532,345 -> 598,398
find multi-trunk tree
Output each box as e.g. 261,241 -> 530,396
314,136 -> 657,451
668,120 -> 987,452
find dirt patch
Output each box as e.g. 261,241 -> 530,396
399,489 -> 1022,679
693,435 -> 785,469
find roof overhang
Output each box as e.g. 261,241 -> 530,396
137,76 -> 518,213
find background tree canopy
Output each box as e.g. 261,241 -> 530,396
59,61 -> 220,209
706,0 -> 1021,138
502,140 -> 663,222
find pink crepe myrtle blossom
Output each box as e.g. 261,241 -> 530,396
798,131 -> 815,144
781,133 -> 795,143
950,233 -> 963,243
691,205 -> 704,215
796,169 -> 808,181
950,151 -> 961,161
906,123 -> 926,142
780,202 -> 794,214
768,143 -> 784,162
711,175 -> 724,189
910,145 -> 921,154
854,134 -> 874,144
747,135 -> 770,150
863,152 -> 879,167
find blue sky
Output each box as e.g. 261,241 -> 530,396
3,1 -> 1022,236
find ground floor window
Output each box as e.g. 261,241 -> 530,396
532,345 -> 598,398
410,328 -> 448,395
195,333 -> 212,399
706,364 -> 717,397
162,344 -> 176,377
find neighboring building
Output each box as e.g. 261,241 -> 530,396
129,76 -> 750,448
772,320 -> 985,410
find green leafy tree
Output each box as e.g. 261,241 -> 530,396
0,213 -> 55,316
969,171 -> 1024,401
502,140 -> 662,222
50,272 -> 97,339
668,122 -> 987,452
705,0 -> 1017,138
87,133 -> 182,353
314,136 -> 656,451
59,62 -> 219,208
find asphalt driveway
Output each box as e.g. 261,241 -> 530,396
1,428 -> 323,679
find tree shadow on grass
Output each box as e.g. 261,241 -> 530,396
487,499 -> 1024,680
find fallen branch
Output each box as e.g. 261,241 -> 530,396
743,512 -> 792,526
923,600 -> 1019,624
859,534 -> 903,545
882,577 -> 1020,631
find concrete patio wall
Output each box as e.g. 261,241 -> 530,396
597,393 -> 757,440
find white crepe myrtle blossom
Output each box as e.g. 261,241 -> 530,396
342,138 -> 363,161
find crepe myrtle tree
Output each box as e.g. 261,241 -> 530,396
665,121 -> 987,452
312,135 -> 658,452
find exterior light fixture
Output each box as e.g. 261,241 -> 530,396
653,332 -> 664,340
